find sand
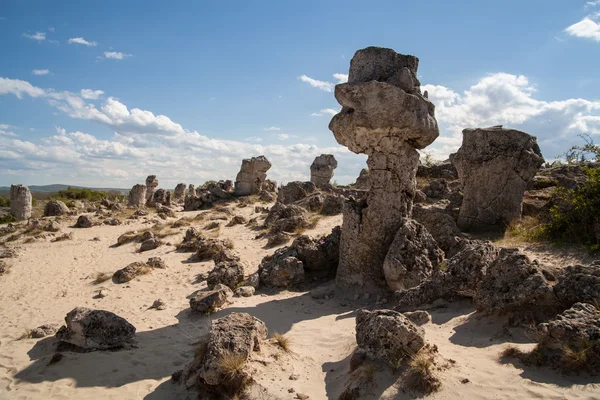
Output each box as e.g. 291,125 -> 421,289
0,203 -> 599,400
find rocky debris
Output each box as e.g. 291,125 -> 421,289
422,179 -> 450,200
195,238 -> 230,261
553,263 -> 600,307
183,313 -> 268,396
31,324 -> 60,338
10,184 -> 32,221
134,209 -> 148,217
259,252 -> 305,288
321,194 -> 345,215
44,200 -> 70,217
0,248 -> 18,259
174,183 -> 187,202
295,193 -> 325,213
234,155 -> 272,196
56,307 -> 136,350
412,205 -> 464,257
226,215 -> 247,227
184,180 -> 234,211
51,232 -> 73,242
75,215 -> 93,228
117,232 -> 139,246
207,260 -> 246,290
189,286 -> 232,313
474,248 -> 556,314
355,309 -> 425,365
417,160 -> 458,180
277,181 -> 317,205
353,168 -> 370,190
329,47 -> 439,292
152,189 -> 171,207
113,261 -> 151,283
103,218 -> 121,226
145,175 -> 159,203
234,286 -> 255,297
0,260 -> 9,275
139,233 -> 162,252
146,257 -> 166,269
404,310 -> 431,326
128,184 -> 147,208
266,231 -> 292,247
382,218 -> 444,291
265,203 -> 308,234
310,154 -> 338,187
536,302 -> 600,372
451,126 -> 544,231
149,299 -> 167,310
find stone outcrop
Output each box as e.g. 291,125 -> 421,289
174,183 -> 187,201
329,46 -> 439,291
207,260 -> 246,290
234,156 -> 272,196
151,188 -> 171,207
382,218 -> 444,291
44,200 -> 70,217
553,263 -> 600,307
128,184 -> 147,208
277,181 -> 316,205
184,181 -> 234,211
353,168 -> 370,189
259,253 -> 305,288
189,286 -> 231,313
310,154 -> 338,187
75,215 -> 93,228
56,307 -> 136,350
188,184 -> 195,195
355,309 -> 425,365
412,205 -> 464,257
450,126 -> 544,231
10,184 -> 32,221
145,175 -> 158,203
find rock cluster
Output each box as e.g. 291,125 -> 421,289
310,154 -> 338,187
329,46 -> 439,291
184,180 -> 234,211
234,156 -> 272,196
451,126 -> 544,231
10,184 -> 32,221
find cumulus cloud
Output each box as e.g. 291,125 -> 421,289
68,37 -> 98,46
23,32 -> 46,41
32,69 -> 50,76
298,75 -> 334,92
275,133 -> 289,140
566,13 -> 600,41
333,73 -> 348,83
423,72 -> 600,160
311,108 -> 339,117
80,89 -> 104,100
0,77 -> 46,98
104,51 -> 132,60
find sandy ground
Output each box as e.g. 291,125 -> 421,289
1,203 -> 599,400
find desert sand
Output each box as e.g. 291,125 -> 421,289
0,202 -> 599,400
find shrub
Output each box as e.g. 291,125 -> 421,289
0,197 -> 10,207
0,214 -> 17,224
53,187 -> 112,202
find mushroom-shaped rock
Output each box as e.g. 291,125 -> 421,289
55,307 -> 136,350
329,47 -> 439,291
451,126 -> 544,231
310,154 -> 338,187
10,184 -> 32,221
234,156 -> 272,196
44,200 -> 70,217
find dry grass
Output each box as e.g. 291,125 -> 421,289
271,332 -> 292,352
171,217 -> 192,228
204,221 -> 221,230
223,238 -> 234,249
293,213 -> 323,236
16,328 -> 35,341
495,216 -> 546,246
93,272 -> 112,284
219,351 -> 247,379
404,348 -> 441,394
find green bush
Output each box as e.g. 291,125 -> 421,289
52,187 -> 111,202
0,213 -> 17,224
0,197 -> 10,207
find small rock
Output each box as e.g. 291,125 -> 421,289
149,299 -> 167,310
296,394 -> 309,400
234,286 -> 255,297
289,373 -> 299,380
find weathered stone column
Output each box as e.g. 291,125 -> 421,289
234,156 -> 272,196
188,184 -> 195,196
329,47 -> 439,291
128,184 -> 147,208
10,184 -> 32,220
310,154 -> 338,187
450,126 -> 544,231
174,183 -> 186,201
145,175 -> 158,203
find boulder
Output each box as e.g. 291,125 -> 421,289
44,200 -> 70,216
234,156 -> 272,196
113,261 -> 150,283
412,205 -> 464,257
10,184 -> 32,221
55,307 -> 136,350
207,261 -> 245,290
451,126 -> 544,231
234,286 -> 255,297
174,183 -> 187,201
277,181 -> 317,205
310,154 -> 338,187
128,184 -> 147,208
189,287 -> 231,313
258,251 -> 305,288
152,189 -> 171,207
75,215 -> 93,228
553,264 -> 600,307
140,236 -> 161,252
321,194 -> 344,215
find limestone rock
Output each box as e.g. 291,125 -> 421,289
321,194 -> 344,215
234,286 -> 255,297
421,179 -> 450,199
75,215 -> 93,228
207,261 -> 245,290
234,156 -> 272,196
451,126 -> 544,230
277,181 -> 316,205
404,310 -> 431,326
140,236 -> 161,252
293,226 -> 341,277
152,188 -> 171,207
10,185 -> 32,221
189,287 -> 231,313
56,307 -> 136,350
355,309 -> 425,365
382,218 -> 444,291
146,257 -> 167,269
128,184 -> 147,208
174,183 -> 187,201
553,264 -> 600,307
44,200 -> 70,217
310,154 -> 338,187
353,168 -> 370,190
113,261 -> 150,284
145,175 -> 158,202
412,205 -> 464,257
259,251 -> 305,288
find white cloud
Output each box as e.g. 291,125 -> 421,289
423,72 -> 600,160
0,77 -> 46,99
311,108 -> 339,117
333,73 -> 348,83
565,14 -> 600,41
298,75 -> 334,92
104,51 -> 132,60
23,32 -> 46,41
68,37 -> 98,46
80,89 -> 104,100
275,133 -> 289,140
32,69 -> 50,76
264,126 -> 280,131
586,1 -> 600,9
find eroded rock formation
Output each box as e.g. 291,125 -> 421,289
310,154 -> 338,187
451,126 -> 544,231
44,200 -> 70,217
145,175 -> 158,203
10,184 -> 32,221
174,183 -> 187,201
234,156 -> 272,196
329,46 -> 439,291
128,184 -> 147,208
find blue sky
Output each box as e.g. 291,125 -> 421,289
1,0 -> 599,188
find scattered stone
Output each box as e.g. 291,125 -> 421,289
0,248 -> 18,259
451,126 -> 544,231
55,307 -> 136,350
259,252 -> 305,288
310,154 -> 338,187
140,236 -> 161,252
44,200 -> 70,217
149,299 -> 167,310
296,394 -> 310,400
189,286 -> 231,313
234,156 -> 272,196
51,232 -> 73,242
113,261 -> 151,283
146,257 -> 166,269
103,218 -> 121,226
289,373 -> 299,380
44,221 -> 61,232
10,184 -> 32,221
75,215 -> 93,228
31,324 -> 60,338
403,310 -> 431,326
234,286 -> 255,297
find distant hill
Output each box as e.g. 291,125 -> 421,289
0,184 -> 129,195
